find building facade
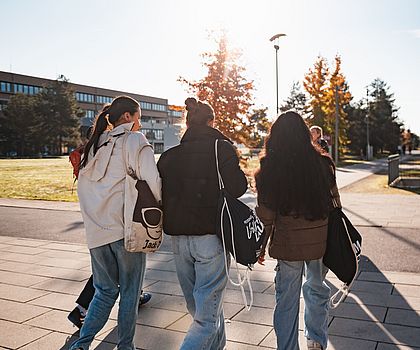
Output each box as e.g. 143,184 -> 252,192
0,71 -> 183,153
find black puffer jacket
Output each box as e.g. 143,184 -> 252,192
157,125 -> 248,236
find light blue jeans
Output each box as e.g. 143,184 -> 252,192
70,239 -> 146,350
171,234 -> 230,350
274,258 -> 330,350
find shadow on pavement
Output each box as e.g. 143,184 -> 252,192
327,257 -> 420,349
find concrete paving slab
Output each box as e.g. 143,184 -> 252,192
25,265 -> 91,281
4,238 -> 51,248
135,307 -> 186,328
233,305 -> 273,326
225,340 -> 273,349
328,335 -> 377,350
224,288 -> 276,309
223,302 -> 245,319
329,318 -> 420,347
41,242 -> 87,252
146,293 -> 187,313
393,284 -> 420,298
345,291 -> 420,311
98,324 -> 185,349
37,249 -> 90,260
28,292 -> 77,311
225,320 -> 273,345
0,299 -> 49,323
0,252 -> 45,264
1,245 -> 47,255
0,283 -> 49,303
0,270 -> 50,287
0,319 -> 51,349
30,278 -> 87,295
146,259 -> 177,272
24,309 -> 81,334
330,302 -> 387,322
384,308 -> 420,328
226,279 -> 273,293
376,343 -> 420,349
166,313 -> 192,332
18,332 -> 79,350
145,280 -> 184,296
143,268 -> 179,283
35,256 -> 91,270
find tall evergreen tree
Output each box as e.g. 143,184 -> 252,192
368,78 -> 401,153
248,107 -> 271,148
35,76 -> 83,155
280,81 -> 309,118
0,94 -> 38,156
179,34 -> 254,145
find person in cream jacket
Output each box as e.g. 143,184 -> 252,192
70,96 -> 161,350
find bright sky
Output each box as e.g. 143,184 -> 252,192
2,0 -> 419,133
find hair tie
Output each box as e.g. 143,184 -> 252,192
104,114 -> 113,128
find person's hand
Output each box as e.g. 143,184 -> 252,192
257,251 -> 266,265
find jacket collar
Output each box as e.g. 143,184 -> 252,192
109,122 -> 134,136
181,125 -> 232,144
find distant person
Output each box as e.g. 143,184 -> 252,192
69,96 -> 161,350
310,125 -> 329,153
255,111 -> 341,350
157,97 -> 247,350
405,129 -> 413,155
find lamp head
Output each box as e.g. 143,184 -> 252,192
269,33 -> 286,42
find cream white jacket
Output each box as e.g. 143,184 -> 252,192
78,122 -> 162,249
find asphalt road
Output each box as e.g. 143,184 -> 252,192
0,205 -> 419,273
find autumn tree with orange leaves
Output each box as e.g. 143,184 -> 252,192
179,34 -> 255,145
304,55 -> 352,156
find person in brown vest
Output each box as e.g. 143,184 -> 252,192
255,111 -> 341,350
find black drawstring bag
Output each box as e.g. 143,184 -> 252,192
323,206 -> 362,308
214,139 -> 266,310
217,188 -> 266,266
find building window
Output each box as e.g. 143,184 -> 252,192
140,101 -> 152,110
96,95 -> 113,104
141,116 -> 151,123
152,103 -> 166,112
169,110 -> 183,118
154,129 -> 163,140
154,143 -> 164,153
76,92 -> 95,103
142,129 -> 154,140
85,110 -> 95,122
0,82 -> 12,93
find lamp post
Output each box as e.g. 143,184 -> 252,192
269,33 -> 286,115
366,86 -> 371,160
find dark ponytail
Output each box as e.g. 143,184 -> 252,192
185,97 -> 214,127
80,95 -> 139,169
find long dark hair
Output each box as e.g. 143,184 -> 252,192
80,95 -> 139,168
255,111 -> 334,220
185,97 -> 214,127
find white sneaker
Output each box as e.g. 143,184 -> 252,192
307,339 -> 323,350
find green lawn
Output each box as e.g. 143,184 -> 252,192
0,157 -> 78,202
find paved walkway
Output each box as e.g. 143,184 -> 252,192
0,153 -> 419,349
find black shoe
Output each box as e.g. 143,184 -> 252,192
68,307 -> 85,329
139,292 -> 152,306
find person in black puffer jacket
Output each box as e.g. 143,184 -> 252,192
157,97 -> 247,350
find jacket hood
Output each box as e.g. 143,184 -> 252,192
181,125 -> 232,144
79,123 -> 134,182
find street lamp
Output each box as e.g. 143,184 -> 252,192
366,86 -> 371,160
269,33 -> 286,115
